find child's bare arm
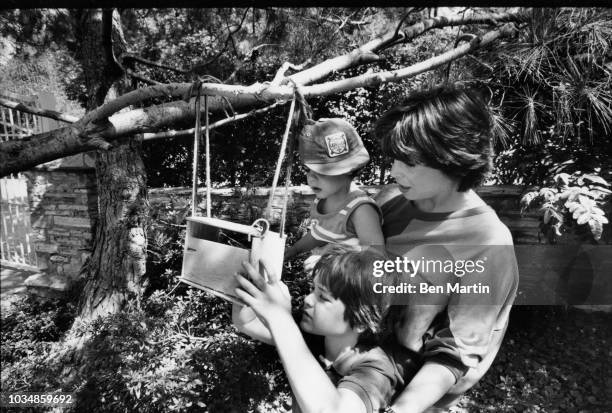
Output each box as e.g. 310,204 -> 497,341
231,302 -> 274,345
350,204 -> 385,248
285,232 -> 326,259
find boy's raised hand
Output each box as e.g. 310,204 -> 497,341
235,259 -> 292,328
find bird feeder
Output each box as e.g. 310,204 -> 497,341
180,91 -> 296,303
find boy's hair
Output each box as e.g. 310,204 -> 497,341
312,245 -> 394,339
374,85 -> 494,192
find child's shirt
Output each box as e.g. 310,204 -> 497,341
308,185 -> 383,247
292,335 -> 423,413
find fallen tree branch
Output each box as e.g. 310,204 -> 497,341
0,97 -> 79,123
76,9 -> 528,125
0,21 -> 520,176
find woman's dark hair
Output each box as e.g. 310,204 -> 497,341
313,245 -> 395,341
374,85 -> 494,191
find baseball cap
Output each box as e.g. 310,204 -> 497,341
298,118 -> 370,176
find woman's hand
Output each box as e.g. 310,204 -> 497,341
234,259 -> 292,328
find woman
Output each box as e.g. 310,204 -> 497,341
373,86 -> 519,413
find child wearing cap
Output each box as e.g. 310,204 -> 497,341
285,118 -> 385,264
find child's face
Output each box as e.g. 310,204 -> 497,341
300,275 -> 353,337
306,168 -> 350,199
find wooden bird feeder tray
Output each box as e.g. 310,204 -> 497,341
180,217 -> 285,303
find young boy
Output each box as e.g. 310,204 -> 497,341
233,246 -> 422,413
284,118 -> 385,263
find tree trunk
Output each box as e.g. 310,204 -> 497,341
74,9 -> 148,321
79,139 -> 148,318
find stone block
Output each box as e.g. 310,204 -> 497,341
24,272 -> 69,292
32,219 -> 50,230
35,243 -> 59,253
49,254 -> 70,263
58,204 -> 89,211
81,251 -> 92,263
53,216 -> 92,228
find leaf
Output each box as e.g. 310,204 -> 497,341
576,212 -> 590,225
591,186 -> 612,195
520,191 -> 539,211
571,205 -> 587,219
582,174 -> 609,186
543,208 -> 552,224
539,188 -> 557,201
555,173 -> 570,186
588,219 -> 603,240
567,202 -> 582,214
578,195 -> 596,208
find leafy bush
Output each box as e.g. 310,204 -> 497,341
1,295 -> 76,364
521,170 -> 611,242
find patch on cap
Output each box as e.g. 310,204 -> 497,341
324,132 -> 349,157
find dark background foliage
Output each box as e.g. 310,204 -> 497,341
1,7 -> 611,412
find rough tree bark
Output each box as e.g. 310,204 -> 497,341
74,9 -> 148,320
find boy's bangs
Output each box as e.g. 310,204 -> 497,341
313,259 -> 346,300
381,132 -> 426,167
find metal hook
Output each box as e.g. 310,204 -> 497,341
249,218 -> 270,241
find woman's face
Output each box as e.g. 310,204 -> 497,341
390,160 -> 458,202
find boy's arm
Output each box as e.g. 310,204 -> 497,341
235,260 -> 368,413
390,362 -> 456,413
231,302 -> 274,345
285,232 -> 326,259
349,204 -> 385,248
268,312 -> 368,413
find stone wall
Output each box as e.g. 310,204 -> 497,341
24,168 -> 98,290
149,184 -> 542,245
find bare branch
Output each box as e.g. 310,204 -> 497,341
142,101 -> 286,141
271,60 -> 313,86
288,10 -> 526,85
200,8 -> 251,69
124,69 -> 162,85
383,9 -> 528,50
321,16 -> 368,26
121,53 -> 189,74
304,24 -> 518,96
0,97 -> 79,123
393,8 -> 420,40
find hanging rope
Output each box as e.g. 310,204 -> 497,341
204,95 -> 211,217
191,81 -> 202,216
266,81 -> 313,235
278,82 -> 312,235
265,97 -> 296,224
